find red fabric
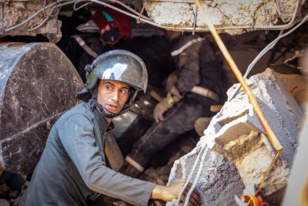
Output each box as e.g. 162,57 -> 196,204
92,3 -> 131,39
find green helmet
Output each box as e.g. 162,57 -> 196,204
76,49 -> 148,117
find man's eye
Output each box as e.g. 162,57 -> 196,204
120,89 -> 129,95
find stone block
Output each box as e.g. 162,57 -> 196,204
0,42 -> 84,175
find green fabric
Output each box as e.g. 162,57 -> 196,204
102,11 -> 114,22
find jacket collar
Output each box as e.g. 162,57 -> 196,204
87,101 -> 115,132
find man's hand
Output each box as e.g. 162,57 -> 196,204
169,85 -> 183,101
151,179 -> 201,206
153,99 -> 172,122
153,86 -> 184,123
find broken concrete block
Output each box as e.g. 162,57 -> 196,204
0,42 -> 84,175
167,68 -> 303,205
168,147 -> 244,206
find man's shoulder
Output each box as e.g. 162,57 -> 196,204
60,102 -> 94,122
171,34 -> 205,56
179,34 -> 203,42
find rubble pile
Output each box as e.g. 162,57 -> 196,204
167,68 -> 305,205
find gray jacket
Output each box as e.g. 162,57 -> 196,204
19,102 -> 156,206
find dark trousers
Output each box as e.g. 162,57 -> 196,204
127,97 -> 213,168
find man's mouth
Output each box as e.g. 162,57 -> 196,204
106,104 -> 118,113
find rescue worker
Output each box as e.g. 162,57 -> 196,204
18,50 -> 201,206
57,3 -> 131,83
122,32 -> 228,177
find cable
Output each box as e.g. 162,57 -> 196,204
73,0 -> 92,11
244,0 -> 302,78
184,147 -> 210,206
175,146 -> 209,205
5,0 -> 56,32
28,0 -> 93,32
27,2 -> 61,32
109,0 -> 152,21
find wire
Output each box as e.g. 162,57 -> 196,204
109,0 -> 151,21
175,146 -> 209,205
136,2 -> 147,24
184,147 -> 210,206
4,0 -> 74,32
29,0 -> 94,32
257,150 -> 281,194
27,2 -> 61,32
73,1 -> 92,11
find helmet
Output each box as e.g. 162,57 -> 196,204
77,49 -> 148,117
92,4 -> 131,44
85,49 -> 147,92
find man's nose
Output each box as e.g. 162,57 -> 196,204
111,90 -> 119,101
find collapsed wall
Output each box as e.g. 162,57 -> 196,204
167,68 -> 304,205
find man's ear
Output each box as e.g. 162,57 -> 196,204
126,87 -> 134,102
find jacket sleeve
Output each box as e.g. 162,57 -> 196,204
174,36 -> 204,93
59,113 -> 156,206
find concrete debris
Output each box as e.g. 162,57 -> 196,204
168,147 -> 244,206
167,68 -> 304,205
0,1 -> 62,41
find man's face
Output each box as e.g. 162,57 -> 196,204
97,79 -> 130,120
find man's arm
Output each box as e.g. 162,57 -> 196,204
151,179 -> 201,206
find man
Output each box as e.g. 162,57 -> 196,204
123,32 -> 228,177
57,3 -> 131,83
18,50 -> 201,206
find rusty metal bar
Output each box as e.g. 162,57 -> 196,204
194,0 -> 283,152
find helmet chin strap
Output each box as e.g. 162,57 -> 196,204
89,90 -> 118,118
89,98 -> 119,118
96,100 -> 118,118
